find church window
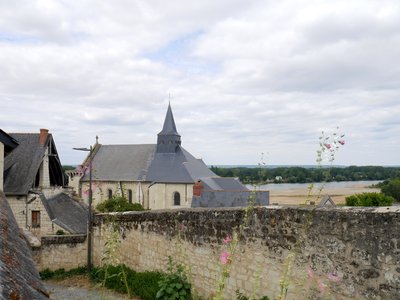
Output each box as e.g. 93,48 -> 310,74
32,211 -> 41,228
107,189 -> 113,199
174,192 -> 181,206
128,189 -> 133,203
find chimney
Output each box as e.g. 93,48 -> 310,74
193,180 -> 204,197
39,129 -> 49,145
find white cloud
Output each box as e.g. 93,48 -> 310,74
0,0 -> 399,166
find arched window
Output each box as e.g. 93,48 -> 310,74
173,192 -> 180,206
107,189 -> 112,199
128,189 -> 133,203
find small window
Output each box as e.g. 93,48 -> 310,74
174,192 -> 180,206
107,189 -> 113,199
32,211 -> 41,228
128,189 -> 133,203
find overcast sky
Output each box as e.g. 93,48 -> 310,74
1,0 -> 399,166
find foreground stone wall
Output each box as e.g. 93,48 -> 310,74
33,235 -> 87,271
93,206 -> 400,300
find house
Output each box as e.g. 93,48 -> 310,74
71,104 -> 269,209
2,128 -> 87,236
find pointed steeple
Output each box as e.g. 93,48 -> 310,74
159,103 -> 179,135
157,103 -> 181,153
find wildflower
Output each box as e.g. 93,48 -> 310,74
327,272 -> 341,283
223,235 -> 232,244
324,143 -> 331,149
307,266 -> 315,279
179,223 -> 185,231
318,280 -> 326,295
220,251 -> 230,264
338,140 -> 345,145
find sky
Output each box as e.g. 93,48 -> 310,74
1,0 -> 399,166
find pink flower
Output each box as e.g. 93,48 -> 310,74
324,143 -> 331,149
307,266 -> 315,279
318,280 -> 325,295
327,272 -> 341,283
338,140 -> 345,145
220,251 -> 230,264
179,223 -> 185,231
223,235 -> 232,244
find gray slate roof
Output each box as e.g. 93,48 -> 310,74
4,134 -> 46,195
82,144 -> 217,184
0,192 -> 49,299
0,129 -> 19,153
82,144 -> 156,181
43,193 -> 88,234
200,177 -> 249,191
147,146 -> 216,183
159,103 -> 179,136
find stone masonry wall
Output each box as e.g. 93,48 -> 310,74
33,235 -> 87,271
93,206 -> 400,300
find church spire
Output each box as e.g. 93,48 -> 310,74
157,103 -> 181,153
159,102 -> 179,135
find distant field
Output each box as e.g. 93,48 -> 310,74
255,181 -> 381,205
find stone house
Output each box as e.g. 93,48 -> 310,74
1,128 -> 87,236
71,105 -> 269,209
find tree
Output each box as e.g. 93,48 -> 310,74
96,196 -> 145,212
345,192 -> 394,207
380,178 -> 400,202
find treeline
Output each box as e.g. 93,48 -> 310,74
209,166 -> 400,184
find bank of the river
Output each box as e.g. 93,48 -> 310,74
249,180 -> 381,205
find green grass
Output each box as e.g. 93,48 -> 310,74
41,265 -> 162,300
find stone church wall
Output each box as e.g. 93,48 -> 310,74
31,206 -> 400,299
91,206 -> 400,300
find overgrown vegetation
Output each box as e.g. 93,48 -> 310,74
377,178 -> 400,202
91,264 -> 162,300
40,265 -> 163,300
39,267 -> 87,280
96,196 -> 145,212
236,290 -> 270,300
345,192 -> 394,206
156,257 -> 192,300
210,165 -> 400,184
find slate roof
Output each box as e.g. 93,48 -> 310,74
0,192 -> 49,299
82,144 -> 216,184
146,147 -> 216,183
81,144 -> 156,181
200,177 -> 249,191
42,193 -> 88,234
0,129 -> 19,154
3,134 -> 46,195
3,132 -> 65,195
159,103 -> 179,136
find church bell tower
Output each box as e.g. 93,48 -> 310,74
156,104 -> 181,153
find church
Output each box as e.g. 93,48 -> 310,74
70,104 -> 269,209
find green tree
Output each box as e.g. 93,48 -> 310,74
96,196 -> 145,212
345,192 -> 394,206
380,178 -> 400,202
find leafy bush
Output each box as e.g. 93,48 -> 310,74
236,290 -> 270,300
56,229 -> 65,235
39,267 -> 87,280
156,257 -> 192,300
345,192 -> 394,206
96,196 -> 145,212
90,264 -> 162,300
380,178 -> 400,202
